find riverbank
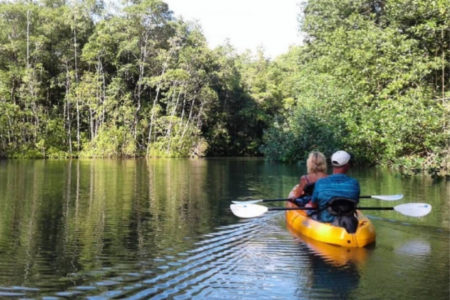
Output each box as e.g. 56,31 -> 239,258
2,149 -> 448,177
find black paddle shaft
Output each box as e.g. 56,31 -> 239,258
357,207 -> 394,210
258,198 -> 290,202
268,206 -> 394,211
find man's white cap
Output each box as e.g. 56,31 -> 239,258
331,150 -> 351,167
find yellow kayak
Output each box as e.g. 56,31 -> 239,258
286,200 -> 376,248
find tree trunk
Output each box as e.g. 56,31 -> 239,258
89,108 -> 94,140
73,13 -> 80,152
147,63 -> 167,155
65,62 -> 72,155
181,97 -> 195,139
166,85 -> 183,152
441,28 -> 445,100
135,35 -> 148,140
26,9 -> 30,69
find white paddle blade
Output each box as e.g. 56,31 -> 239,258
372,194 -> 404,201
232,199 -> 263,205
230,204 -> 268,218
394,203 -> 432,217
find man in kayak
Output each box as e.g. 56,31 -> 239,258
309,150 -> 360,228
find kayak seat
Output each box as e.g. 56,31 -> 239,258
327,197 -> 358,234
327,197 -> 358,216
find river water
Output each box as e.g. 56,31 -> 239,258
0,158 -> 448,299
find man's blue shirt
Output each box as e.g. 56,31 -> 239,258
311,174 -> 360,222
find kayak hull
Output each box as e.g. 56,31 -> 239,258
286,201 -> 376,248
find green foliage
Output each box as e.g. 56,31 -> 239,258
80,126 -> 136,158
148,117 -> 204,157
0,0 -> 265,159
261,97 -> 346,162
261,0 -> 448,175
203,46 -> 282,156
0,0 -> 447,176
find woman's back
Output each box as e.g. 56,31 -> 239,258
289,151 -> 328,200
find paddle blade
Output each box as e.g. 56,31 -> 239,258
394,203 -> 432,217
232,199 -> 262,204
230,203 -> 268,218
371,194 -> 404,201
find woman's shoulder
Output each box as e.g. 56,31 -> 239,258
298,174 -> 309,184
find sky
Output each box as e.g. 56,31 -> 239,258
164,0 -> 303,59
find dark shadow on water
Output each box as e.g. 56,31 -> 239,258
291,230 -> 374,299
308,254 -> 361,299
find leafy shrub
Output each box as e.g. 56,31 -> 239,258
80,126 -> 136,158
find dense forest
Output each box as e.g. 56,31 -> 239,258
0,0 -> 448,175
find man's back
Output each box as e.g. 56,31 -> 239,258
311,174 -> 360,222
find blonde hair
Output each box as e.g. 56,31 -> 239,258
306,151 -> 327,174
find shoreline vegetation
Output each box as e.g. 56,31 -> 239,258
0,0 -> 448,176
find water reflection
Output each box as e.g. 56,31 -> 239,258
287,226 -> 371,268
304,253 -> 361,299
50,219 -> 263,299
0,159 -> 448,299
0,159 -> 236,295
395,239 -> 431,257
286,226 -> 367,299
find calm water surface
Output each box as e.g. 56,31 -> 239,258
0,158 -> 448,299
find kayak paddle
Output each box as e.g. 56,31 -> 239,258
230,202 -> 432,219
359,194 -> 404,201
232,194 -> 404,205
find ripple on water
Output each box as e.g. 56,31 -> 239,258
27,210 -> 447,300
38,216 -> 265,299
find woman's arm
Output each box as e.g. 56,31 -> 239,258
289,176 -> 307,199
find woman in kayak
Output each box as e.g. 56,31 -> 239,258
289,151 -> 327,206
